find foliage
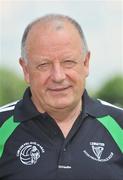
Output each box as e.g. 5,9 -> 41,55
94,75 -> 123,107
0,68 -> 27,106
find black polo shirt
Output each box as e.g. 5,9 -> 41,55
0,88 -> 123,180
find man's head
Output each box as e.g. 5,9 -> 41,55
21,14 -> 89,61
19,14 -> 90,113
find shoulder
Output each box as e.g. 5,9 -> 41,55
98,99 -> 123,111
98,99 -> 123,114
97,99 -> 123,127
0,101 -> 18,126
0,101 -> 18,113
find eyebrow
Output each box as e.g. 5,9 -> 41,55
32,53 -> 78,62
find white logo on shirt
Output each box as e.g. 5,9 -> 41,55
17,142 -> 45,165
83,142 -> 113,162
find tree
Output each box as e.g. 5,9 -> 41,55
0,68 -> 27,106
94,75 -> 123,107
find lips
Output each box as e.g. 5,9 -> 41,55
48,86 -> 72,91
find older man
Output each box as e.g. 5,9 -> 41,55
0,14 -> 123,180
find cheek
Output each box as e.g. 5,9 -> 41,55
68,66 -> 86,83
29,71 -> 50,89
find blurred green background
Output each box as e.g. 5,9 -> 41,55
0,67 -> 123,108
1,1 -> 122,108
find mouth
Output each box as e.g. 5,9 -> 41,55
48,86 -> 72,92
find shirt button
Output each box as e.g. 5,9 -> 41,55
63,148 -> 66,151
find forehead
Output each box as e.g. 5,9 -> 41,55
25,20 -> 83,59
26,20 -> 82,44
28,19 -> 80,36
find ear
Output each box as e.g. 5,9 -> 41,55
19,58 -> 30,84
83,51 -> 90,77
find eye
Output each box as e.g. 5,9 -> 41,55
62,60 -> 77,68
37,62 -> 51,71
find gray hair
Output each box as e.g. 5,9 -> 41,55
21,14 -> 89,60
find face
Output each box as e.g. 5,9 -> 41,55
20,21 -> 90,113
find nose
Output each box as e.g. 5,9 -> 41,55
51,62 -> 66,83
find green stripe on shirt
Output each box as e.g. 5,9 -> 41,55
0,116 -> 20,158
97,115 -> 123,153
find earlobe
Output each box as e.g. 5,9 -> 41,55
84,51 -> 90,67
19,58 -> 30,84
84,51 -> 90,77
19,58 -> 27,74
19,58 -> 24,67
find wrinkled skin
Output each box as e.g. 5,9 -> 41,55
20,21 -> 90,117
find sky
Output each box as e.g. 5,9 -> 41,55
0,0 -> 123,91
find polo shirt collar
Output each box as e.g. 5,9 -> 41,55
83,90 -> 108,118
14,87 -> 41,122
14,87 -> 108,122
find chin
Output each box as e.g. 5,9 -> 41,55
49,99 -> 74,109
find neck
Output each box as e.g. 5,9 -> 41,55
47,100 -> 82,122
31,95 -> 82,122
32,96 -> 82,137
46,100 -> 82,138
